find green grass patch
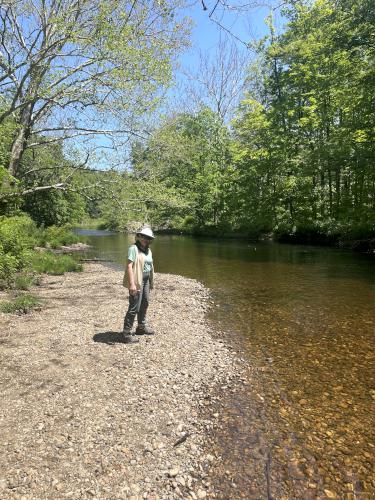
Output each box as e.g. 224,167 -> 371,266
31,252 -> 83,275
13,272 -> 38,290
0,293 -> 41,314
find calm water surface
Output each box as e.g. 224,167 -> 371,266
78,231 -> 375,498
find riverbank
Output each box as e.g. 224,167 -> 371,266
0,263 -> 240,499
81,221 -> 375,254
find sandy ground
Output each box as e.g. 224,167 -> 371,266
0,263 -> 239,499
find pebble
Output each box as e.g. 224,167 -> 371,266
176,476 -> 186,487
168,468 -> 179,478
324,490 -> 337,498
131,484 -> 141,494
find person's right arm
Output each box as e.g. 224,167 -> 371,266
127,259 -> 137,295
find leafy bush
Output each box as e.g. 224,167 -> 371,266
0,214 -> 38,257
0,293 -> 40,314
0,248 -> 18,288
31,252 -> 82,275
36,225 -> 82,248
0,215 -> 39,289
0,215 -> 84,289
23,188 -> 86,227
0,168 -> 21,216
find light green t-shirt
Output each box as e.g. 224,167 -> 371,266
128,244 -> 153,273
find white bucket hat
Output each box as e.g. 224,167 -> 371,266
137,227 -> 155,239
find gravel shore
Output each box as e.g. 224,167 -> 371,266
0,263 -> 238,499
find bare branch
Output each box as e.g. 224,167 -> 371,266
32,126 -> 137,135
182,36 -> 247,121
21,152 -> 90,177
209,1 -> 221,17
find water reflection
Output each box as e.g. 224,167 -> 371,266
76,230 -> 375,497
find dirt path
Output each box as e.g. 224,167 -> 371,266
0,264 -> 238,499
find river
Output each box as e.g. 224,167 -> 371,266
76,230 -> 375,498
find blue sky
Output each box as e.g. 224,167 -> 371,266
180,1 -> 285,64
160,1 -> 286,121
80,2 -> 287,169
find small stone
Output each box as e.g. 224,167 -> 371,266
324,490 -> 337,498
176,476 -> 186,487
197,490 -> 207,499
131,483 -> 141,494
168,468 -> 179,478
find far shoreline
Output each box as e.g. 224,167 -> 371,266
75,222 -> 375,255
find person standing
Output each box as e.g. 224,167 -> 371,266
123,227 -> 155,344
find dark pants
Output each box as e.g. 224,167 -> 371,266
123,274 -> 150,333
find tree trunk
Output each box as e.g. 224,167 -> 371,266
335,167 -> 341,219
8,103 -> 33,178
320,168 -> 325,218
328,168 -> 333,217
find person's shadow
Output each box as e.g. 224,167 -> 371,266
93,331 -> 125,345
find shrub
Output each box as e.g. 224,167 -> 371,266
13,272 -> 39,290
36,225 -> 82,248
0,293 -> 41,314
0,215 -> 84,289
0,214 -> 38,257
0,248 -> 18,289
31,252 -> 83,275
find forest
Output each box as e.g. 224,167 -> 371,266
1,0 -> 374,296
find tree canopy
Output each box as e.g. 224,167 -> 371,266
1,0 -> 374,243
0,0 -> 188,190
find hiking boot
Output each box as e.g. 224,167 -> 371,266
122,333 -> 139,344
135,325 -> 155,336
